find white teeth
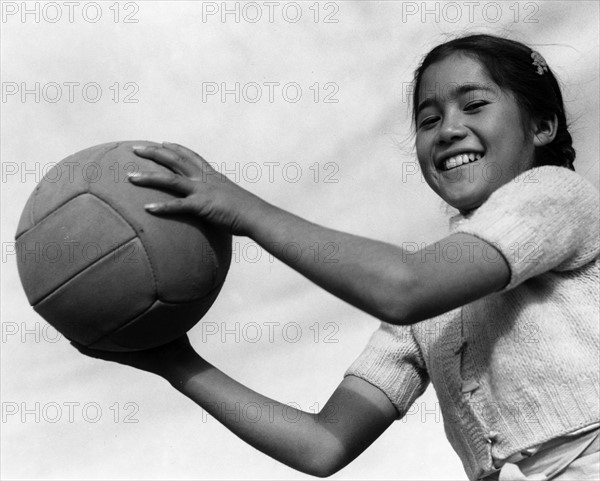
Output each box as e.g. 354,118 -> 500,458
442,152 -> 482,171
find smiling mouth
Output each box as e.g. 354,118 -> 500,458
441,152 -> 483,171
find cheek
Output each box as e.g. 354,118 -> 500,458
416,151 -> 432,182
415,135 -> 438,187
415,135 -> 430,166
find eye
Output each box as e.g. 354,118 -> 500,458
418,116 -> 440,129
464,100 -> 488,111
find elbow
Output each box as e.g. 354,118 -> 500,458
376,303 -> 415,326
375,290 -> 419,326
306,465 -> 337,479
298,440 -> 349,478
304,454 -> 346,478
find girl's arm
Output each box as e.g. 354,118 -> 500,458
131,142 -> 510,325
73,337 -> 397,478
242,205 -> 509,324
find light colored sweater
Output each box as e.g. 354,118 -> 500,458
345,166 -> 600,480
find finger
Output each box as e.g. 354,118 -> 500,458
128,171 -> 194,195
144,198 -> 199,215
71,341 -> 138,364
162,141 -> 209,165
161,142 -> 221,182
133,145 -> 199,177
163,142 -> 227,182
71,341 -> 106,359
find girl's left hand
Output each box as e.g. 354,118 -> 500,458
71,334 -> 203,381
130,142 -> 265,236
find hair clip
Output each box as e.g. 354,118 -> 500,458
531,51 -> 548,75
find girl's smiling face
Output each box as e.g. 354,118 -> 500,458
415,53 -> 537,213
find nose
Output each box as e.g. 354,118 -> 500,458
436,111 -> 467,145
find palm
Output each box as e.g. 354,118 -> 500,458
71,335 -> 195,377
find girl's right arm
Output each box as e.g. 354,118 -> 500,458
73,336 -> 398,478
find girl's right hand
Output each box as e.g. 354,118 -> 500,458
71,335 -> 201,380
129,142 -> 266,237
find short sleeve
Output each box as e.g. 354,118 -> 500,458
452,166 -> 599,291
344,323 -> 429,419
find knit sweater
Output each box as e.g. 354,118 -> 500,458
345,166 -> 600,480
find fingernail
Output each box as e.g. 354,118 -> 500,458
144,203 -> 159,211
127,172 -> 141,178
132,145 -> 146,151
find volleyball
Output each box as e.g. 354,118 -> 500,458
15,141 -> 232,351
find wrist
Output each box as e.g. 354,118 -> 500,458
235,194 -> 276,238
162,353 -> 211,391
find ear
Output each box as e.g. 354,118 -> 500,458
532,114 -> 558,147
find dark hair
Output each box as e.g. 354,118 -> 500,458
412,34 -> 575,170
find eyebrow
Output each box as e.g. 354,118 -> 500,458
416,84 -> 496,115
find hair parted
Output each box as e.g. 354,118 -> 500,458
412,34 -> 575,171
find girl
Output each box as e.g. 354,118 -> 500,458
75,34 -> 599,480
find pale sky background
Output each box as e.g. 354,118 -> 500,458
1,1 -> 599,480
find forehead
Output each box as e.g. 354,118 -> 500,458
418,53 -> 495,102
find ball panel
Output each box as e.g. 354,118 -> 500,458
88,286 -> 225,351
34,238 -> 156,345
16,193 -> 137,305
145,214 -> 231,302
28,143 -> 118,228
89,141 -> 231,302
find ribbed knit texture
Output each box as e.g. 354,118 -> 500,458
345,166 -> 600,480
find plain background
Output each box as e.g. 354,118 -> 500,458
1,1 -> 599,480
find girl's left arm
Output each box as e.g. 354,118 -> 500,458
131,142 -> 509,326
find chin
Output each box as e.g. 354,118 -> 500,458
428,177 -> 492,213
443,189 -> 487,214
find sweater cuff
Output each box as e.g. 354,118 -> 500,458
345,324 -> 429,418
